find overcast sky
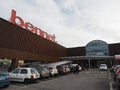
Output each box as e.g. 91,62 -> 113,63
0,0 -> 120,48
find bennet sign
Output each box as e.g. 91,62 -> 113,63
10,9 -> 56,42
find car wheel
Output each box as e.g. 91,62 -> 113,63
24,78 -> 30,84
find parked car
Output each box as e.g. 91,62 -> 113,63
39,66 -> 50,78
115,68 -> 120,90
0,68 -> 10,87
63,65 -> 71,73
69,64 -> 82,72
112,65 -> 120,81
31,64 -> 50,78
47,65 -> 58,76
56,65 -> 66,75
113,65 -> 120,73
99,64 -> 108,71
9,67 -> 40,84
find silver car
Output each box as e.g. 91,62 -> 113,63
31,64 -> 50,78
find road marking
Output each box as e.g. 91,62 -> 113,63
110,82 -> 113,90
109,70 -> 113,90
11,84 -> 30,90
14,86 -> 29,90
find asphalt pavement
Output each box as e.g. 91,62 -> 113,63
1,69 -> 110,90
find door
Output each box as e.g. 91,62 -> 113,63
10,68 -> 20,82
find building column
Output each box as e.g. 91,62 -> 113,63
10,59 -> 19,71
88,59 -> 91,69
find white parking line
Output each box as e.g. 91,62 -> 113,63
11,84 -> 30,90
109,70 -> 113,90
110,82 -> 113,90
16,86 -> 30,90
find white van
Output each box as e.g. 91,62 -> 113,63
99,64 -> 108,71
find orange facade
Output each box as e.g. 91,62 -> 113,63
0,18 -> 67,62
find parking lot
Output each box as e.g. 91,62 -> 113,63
0,69 -> 110,90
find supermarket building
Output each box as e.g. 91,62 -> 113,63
0,12 -> 120,69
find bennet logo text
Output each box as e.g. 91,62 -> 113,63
10,9 -> 56,42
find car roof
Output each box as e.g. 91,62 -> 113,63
100,64 -> 107,65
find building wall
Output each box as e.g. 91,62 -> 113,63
109,43 -> 120,56
0,18 -> 67,62
67,47 -> 86,56
1,18 -> 120,63
67,43 -> 120,57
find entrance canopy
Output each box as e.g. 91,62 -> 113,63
60,56 -> 114,60
60,56 -> 115,68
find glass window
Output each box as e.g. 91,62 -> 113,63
0,69 -> 8,75
31,68 -> 38,74
12,69 -> 20,74
20,69 -> 28,74
86,40 -> 109,56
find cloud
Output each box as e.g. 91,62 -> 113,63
0,0 -> 120,48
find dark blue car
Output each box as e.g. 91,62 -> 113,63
0,68 -> 10,87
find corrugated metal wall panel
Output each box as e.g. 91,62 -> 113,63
0,18 -> 67,61
109,43 -> 120,56
67,47 -> 86,56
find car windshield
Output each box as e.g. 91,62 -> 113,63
31,68 -> 38,74
100,64 -> 107,67
0,69 -> 8,75
41,67 -> 47,70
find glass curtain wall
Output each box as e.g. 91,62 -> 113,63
85,40 -> 110,68
86,40 -> 109,56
